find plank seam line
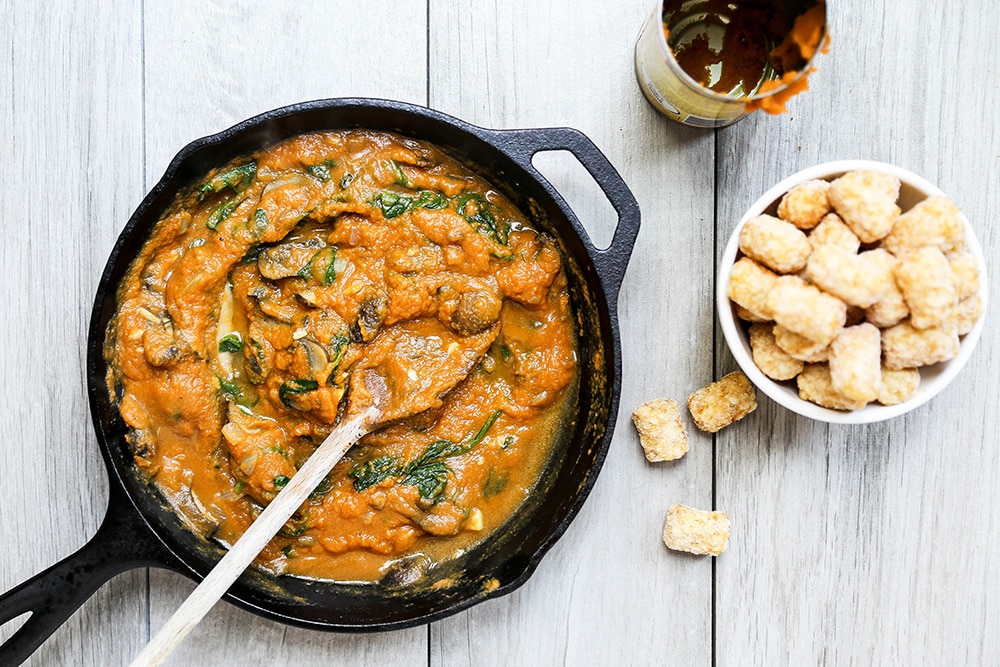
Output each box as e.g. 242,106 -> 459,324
710,126 -> 719,667
141,0 -> 152,642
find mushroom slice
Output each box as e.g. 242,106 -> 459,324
350,295 -> 389,343
300,338 -> 329,376
257,236 -> 324,280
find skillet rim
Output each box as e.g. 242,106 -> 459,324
86,97 -> 636,631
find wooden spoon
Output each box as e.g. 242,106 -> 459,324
128,320 -> 499,666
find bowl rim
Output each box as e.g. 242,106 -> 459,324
717,159 -> 989,424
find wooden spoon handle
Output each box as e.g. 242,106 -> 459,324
128,406 -> 376,667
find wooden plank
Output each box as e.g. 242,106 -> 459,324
140,1 -> 429,664
0,1 -> 147,664
714,0 -> 1000,663
428,1 -> 717,664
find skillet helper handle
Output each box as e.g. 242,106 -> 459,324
0,487 -> 181,666
491,127 -> 641,297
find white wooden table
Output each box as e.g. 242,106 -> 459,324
2,1 -> 998,664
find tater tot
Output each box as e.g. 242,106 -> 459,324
773,324 -> 830,362
739,214 -> 811,274
687,371 -> 757,432
948,251 -> 980,301
749,323 -> 804,381
828,170 -> 901,243
777,179 -> 831,230
736,305 -> 770,322
727,257 -> 778,320
882,320 -> 960,370
864,279 -> 909,328
876,367 -> 920,405
766,276 -> 847,346
805,246 -> 895,308
882,196 -> 965,255
808,213 -> 861,253
955,294 -> 984,336
894,247 -> 956,329
829,323 -> 881,402
796,363 -> 868,411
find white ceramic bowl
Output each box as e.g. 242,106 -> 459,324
717,160 -> 989,424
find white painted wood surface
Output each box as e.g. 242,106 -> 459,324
1,1 -> 997,665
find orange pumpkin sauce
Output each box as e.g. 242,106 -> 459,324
107,130 -> 578,583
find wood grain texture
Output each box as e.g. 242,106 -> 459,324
714,0 -> 1000,664
0,1 -> 146,664
4,0 -> 999,664
427,1 -> 717,664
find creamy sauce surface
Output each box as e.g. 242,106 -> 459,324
107,130 -> 577,582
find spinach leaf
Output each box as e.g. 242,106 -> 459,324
198,161 -> 257,201
250,208 -> 268,238
454,193 -> 509,244
279,519 -> 308,537
402,461 -> 450,505
349,455 -> 401,492
328,332 -> 349,368
273,475 -> 290,489
413,190 -> 448,210
206,197 -> 240,230
217,377 -> 241,399
218,333 -> 244,354
321,246 -> 338,286
217,376 -> 256,407
278,379 -> 319,408
389,160 -> 409,186
347,411 -> 502,503
370,191 -> 412,219
306,164 -> 332,182
482,467 -> 509,498
400,410 -> 501,503
308,474 -> 333,502
370,190 -> 450,219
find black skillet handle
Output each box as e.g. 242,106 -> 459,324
488,127 -> 641,297
0,484 -> 182,666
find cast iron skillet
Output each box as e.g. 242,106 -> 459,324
0,98 -> 639,664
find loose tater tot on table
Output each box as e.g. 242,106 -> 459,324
632,398 -> 689,462
687,371 -> 757,433
662,504 -> 730,557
